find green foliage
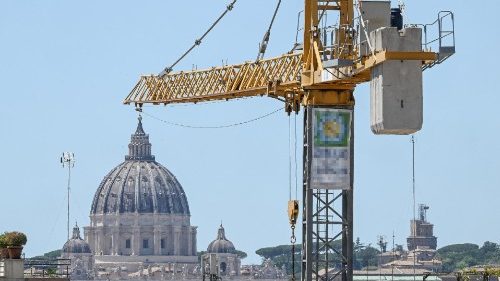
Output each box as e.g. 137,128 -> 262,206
46,268 -> 57,276
29,249 -> 62,260
231,249 -> 247,259
394,244 -> 404,252
255,244 -> 302,274
352,238 -> 381,270
254,239 -> 382,273
437,242 -> 500,272
196,249 -> 248,263
255,244 -> 300,259
4,231 -> 27,247
43,250 -> 62,259
0,233 -> 7,248
197,251 -> 207,263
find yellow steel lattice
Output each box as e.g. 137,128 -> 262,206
124,53 -> 302,105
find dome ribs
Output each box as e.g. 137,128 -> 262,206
91,118 -> 191,216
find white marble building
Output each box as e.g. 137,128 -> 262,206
203,225 -> 241,276
60,223 -> 93,280
83,116 -> 198,271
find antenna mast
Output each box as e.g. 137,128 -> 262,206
411,136 -> 416,281
61,152 -> 75,240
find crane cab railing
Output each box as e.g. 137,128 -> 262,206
421,11 -> 456,70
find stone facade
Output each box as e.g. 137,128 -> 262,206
60,224 -> 93,280
84,213 -> 196,258
407,204 -> 437,251
83,116 -> 197,272
203,225 -> 241,277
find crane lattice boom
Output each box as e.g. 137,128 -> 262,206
125,53 -> 302,106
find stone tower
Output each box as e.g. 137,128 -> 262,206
407,204 -> 437,251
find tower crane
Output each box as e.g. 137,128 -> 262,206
124,1 -> 455,281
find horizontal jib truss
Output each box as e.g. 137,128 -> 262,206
124,53 -> 302,105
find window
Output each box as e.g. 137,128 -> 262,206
125,239 -> 131,249
161,239 -> 165,249
143,239 -> 149,249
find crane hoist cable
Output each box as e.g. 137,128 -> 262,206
288,113 -> 299,281
288,198 -> 299,280
294,113 -> 298,199
139,106 -> 283,129
158,0 -> 237,78
255,0 -> 282,62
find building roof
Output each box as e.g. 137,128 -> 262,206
90,116 -> 190,215
62,223 -> 91,254
207,224 -> 236,254
352,274 -> 441,281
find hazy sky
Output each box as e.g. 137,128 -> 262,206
0,0 -> 499,264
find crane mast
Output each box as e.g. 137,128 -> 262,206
124,1 -> 455,281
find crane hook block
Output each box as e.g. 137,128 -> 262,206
288,200 -> 299,226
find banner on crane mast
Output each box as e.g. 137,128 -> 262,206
309,108 -> 352,190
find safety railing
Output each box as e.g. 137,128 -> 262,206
24,259 -> 71,279
421,11 -> 456,69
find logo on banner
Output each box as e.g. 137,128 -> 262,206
310,108 -> 352,190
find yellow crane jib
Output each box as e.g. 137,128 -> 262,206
124,53 -> 303,109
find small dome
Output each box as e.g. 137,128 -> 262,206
63,224 -> 91,254
90,116 -> 190,215
207,225 -> 235,253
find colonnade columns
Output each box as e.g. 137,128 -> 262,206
187,227 -> 192,257
173,227 -> 181,256
112,230 -> 119,255
98,229 -> 105,255
153,227 -> 161,255
191,227 -> 197,256
132,228 -> 140,256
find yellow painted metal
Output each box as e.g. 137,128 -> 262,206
358,51 -> 438,70
302,89 -> 354,106
124,53 -> 302,106
125,0 -> 439,109
288,200 -> 299,226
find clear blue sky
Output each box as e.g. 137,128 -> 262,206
0,0 -> 499,264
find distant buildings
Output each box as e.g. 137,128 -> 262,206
60,224 -> 93,280
57,117 -> 285,280
83,116 -> 198,276
407,204 -> 437,251
202,225 -> 241,277
372,204 -> 442,275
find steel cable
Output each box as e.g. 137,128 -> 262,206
256,0 -> 282,62
159,0 -> 237,77
141,106 -> 283,129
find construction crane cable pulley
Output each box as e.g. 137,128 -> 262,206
158,0 -> 237,77
288,199 -> 299,280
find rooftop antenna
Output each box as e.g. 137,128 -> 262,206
411,135 -> 416,281
392,231 -> 395,281
419,204 -> 429,222
61,152 -> 75,240
377,235 -> 387,253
